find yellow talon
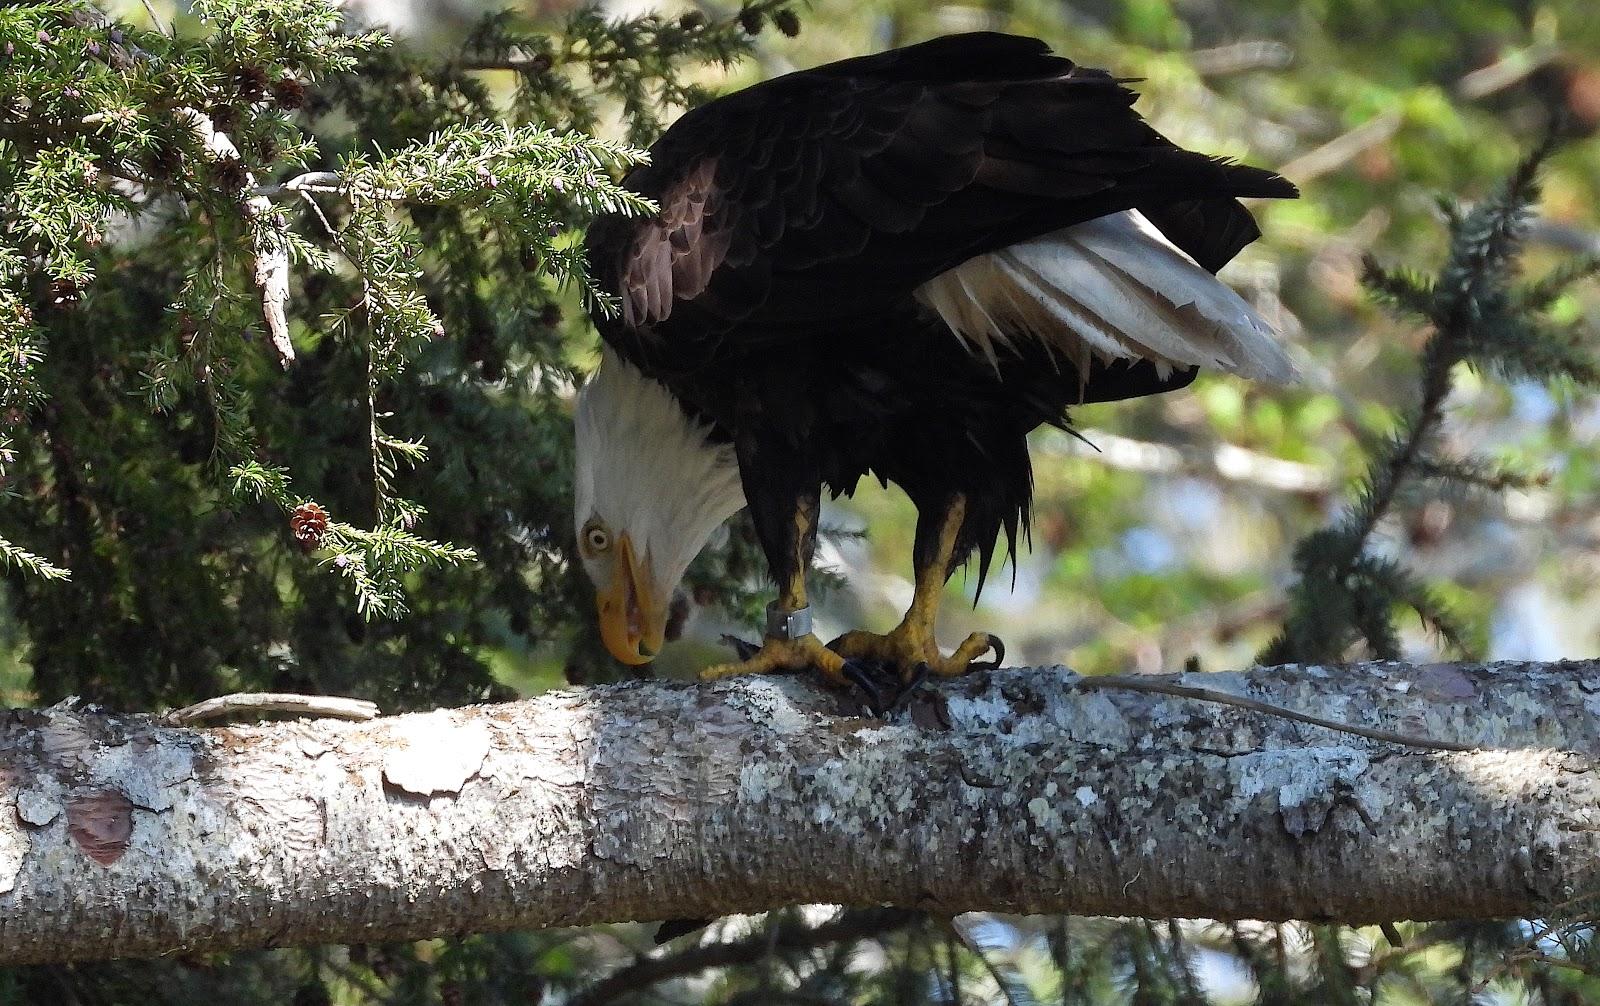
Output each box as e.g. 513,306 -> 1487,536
700,632 -> 852,686
700,495 -> 1001,693
830,494 -> 1003,681
831,625 -> 1002,681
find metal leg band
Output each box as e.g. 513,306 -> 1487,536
765,602 -> 813,641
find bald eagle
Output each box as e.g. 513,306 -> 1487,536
575,32 -> 1296,684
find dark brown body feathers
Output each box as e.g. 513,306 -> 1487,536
585,32 -> 1294,594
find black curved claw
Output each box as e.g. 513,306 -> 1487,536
719,634 -> 763,662
973,633 -> 1005,672
842,661 -> 885,717
886,661 -> 931,717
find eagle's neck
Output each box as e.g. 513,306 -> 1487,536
573,350 -> 746,591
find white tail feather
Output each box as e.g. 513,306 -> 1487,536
915,210 -> 1298,385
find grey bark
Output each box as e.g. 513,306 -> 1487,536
0,659 -> 1596,965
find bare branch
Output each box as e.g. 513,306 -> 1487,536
251,171 -> 345,198
1278,111 -> 1403,186
161,692 -> 381,726
138,0 -> 171,37
1039,427 -> 1331,494
1188,40 -> 1295,77
181,110 -> 295,368
1456,43 -> 1562,100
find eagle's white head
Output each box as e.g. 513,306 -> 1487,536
573,350 -> 747,664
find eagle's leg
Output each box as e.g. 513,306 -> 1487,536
698,574 -> 851,684
699,488 -> 853,686
830,494 -> 1003,681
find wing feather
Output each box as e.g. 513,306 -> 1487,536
586,31 -> 1297,363
917,210 -> 1298,384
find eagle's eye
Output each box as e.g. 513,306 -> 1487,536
582,522 -> 611,555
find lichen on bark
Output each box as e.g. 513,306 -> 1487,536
0,660 -> 1596,964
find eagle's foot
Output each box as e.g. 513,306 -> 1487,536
700,632 -> 853,686
828,625 -> 1003,682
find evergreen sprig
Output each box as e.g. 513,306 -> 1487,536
0,2 -> 672,618
1,0 -> 385,591
460,2 -> 802,146
1263,134 -> 1597,665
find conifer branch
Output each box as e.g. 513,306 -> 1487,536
570,910 -> 921,1006
0,535 -> 71,582
1265,131 -> 1598,665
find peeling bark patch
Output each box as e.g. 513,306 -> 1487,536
0,820 -> 23,895
382,716 -> 490,796
1416,664 -> 1478,701
15,789 -> 58,827
37,716 -> 98,771
67,790 -> 134,865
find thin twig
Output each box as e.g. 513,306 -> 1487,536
180,109 -> 295,368
1278,50 -> 1558,188
1077,675 -> 1476,752
1470,890 -> 1600,992
299,191 -> 338,238
139,0 -> 171,37
1277,111 -> 1403,186
163,692 -> 381,725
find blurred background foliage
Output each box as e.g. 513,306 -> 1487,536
2,0 -> 1599,1001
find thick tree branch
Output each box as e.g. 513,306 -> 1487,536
1,659 -> 1597,965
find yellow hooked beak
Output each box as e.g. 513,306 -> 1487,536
596,533 -> 666,665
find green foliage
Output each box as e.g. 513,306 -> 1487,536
1,0 -> 1599,1003
0,0 -> 795,709
1263,135 -> 1598,665
0,2 -> 681,630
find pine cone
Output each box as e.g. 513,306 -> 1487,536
271,77 -> 307,110
235,65 -> 269,101
47,277 -> 81,307
210,156 -> 248,191
774,8 -> 801,37
290,502 -> 329,552
206,102 -> 237,131
147,138 -> 183,180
